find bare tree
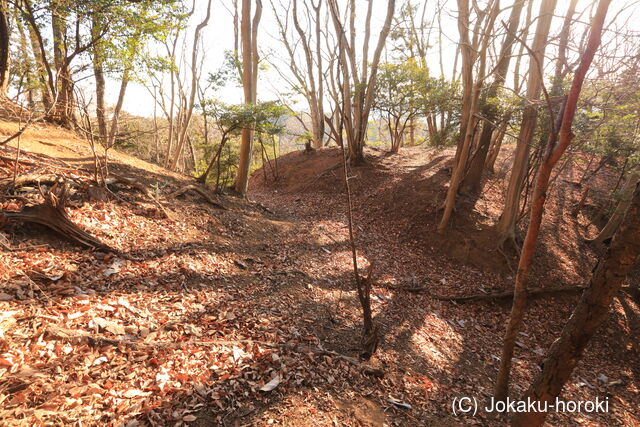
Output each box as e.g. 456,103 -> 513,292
270,0 -> 326,148
437,0 -> 500,232
327,0 -> 396,165
494,0 -> 610,401
495,0 -> 557,247
460,0 -> 526,195
168,0 -> 213,171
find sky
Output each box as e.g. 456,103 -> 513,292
101,0 -> 640,119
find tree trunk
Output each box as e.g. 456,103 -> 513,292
495,0 -> 557,246
486,117 -> 509,173
438,0 -> 499,232
327,0 -> 395,166
494,0 -> 609,402
25,5 -> 52,109
460,0 -> 525,195
107,67 -> 131,148
170,1 -> 212,172
50,0 -> 75,127
0,0 -> 11,98
588,170 -> 640,245
514,179 -> 637,427
234,0 -> 262,195
15,10 -> 35,108
91,16 -> 108,143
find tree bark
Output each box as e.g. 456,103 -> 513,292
495,0 -> 557,246
494,0 -> 609,402
438,0 -> 499,232
234,0 -> 262,195
514,169 -> 636,426
588,169 -> 640,245
91,16 -> 108,144
460,0 -> 525,195
0,0 -> 10,98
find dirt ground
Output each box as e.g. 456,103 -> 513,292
0,122 -> 638,426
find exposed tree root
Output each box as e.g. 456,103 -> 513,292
0,182 -> 112,250
169,184 -> 226,209
44,325 -> 384,378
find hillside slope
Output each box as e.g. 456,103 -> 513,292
0,122 -> 638,426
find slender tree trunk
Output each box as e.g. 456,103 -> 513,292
170,1 -> 212,171
234,0 -> 262,195
438,0 -> 499,232
106,67 -> 131,148
25,6 -> 52,109
588,170 -> 640,245
494,0 -> 609,401
514,178 -> 637,427
460,0 -> 525,195
486,117 -> 509,173
50,0 -> 75,127
0,0 -> 11,98
495,0 -> 557,246
91,16 -> 108,143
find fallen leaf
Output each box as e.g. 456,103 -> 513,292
260,375 -> 281,392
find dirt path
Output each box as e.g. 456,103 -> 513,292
1,134 -> 638,425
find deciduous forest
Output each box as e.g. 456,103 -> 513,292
0,0 -> 639,425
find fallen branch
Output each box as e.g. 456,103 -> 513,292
380,283 -> 430,293
44,325 -> 384,377
0,173 -> 63,190
431,285 -> 637,302
169,184 -> 226,209
0,154 -> 37,166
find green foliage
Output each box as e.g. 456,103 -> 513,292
208,50 -> 243,90
374,60 -> 426,120
197,99 -> 288,186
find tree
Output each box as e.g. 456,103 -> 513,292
494,0 -> 557,246
234,0 -> 262,196
588,168 -> 639,245
514,171 -> 637,427
168,0 -> 213,171
270,0 -> 325,149
0,0 -> 10,98
374,61 -> 426,153
494,0 -> 611,401
19,0 -> 110,126
459,0 -> 526,195
197,100 -> 286,186
437,0 -> 500,232
327,0 -> 396,165
91,1 -> 183,148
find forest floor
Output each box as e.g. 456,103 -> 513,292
0,120 -> 638,426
